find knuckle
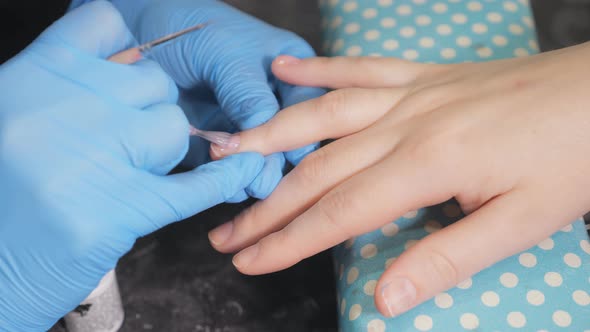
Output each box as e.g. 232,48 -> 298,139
252,122 -> 276,152
399,136 -> 444,164
399,122 -> 464,166
415,63 -> 457,82
316,189 -> 352,238
294,148 -> 331,187
316,89 -> 352,119
406,85 -> 456,110
456,192 -> 489,215
423,247 -> 461,287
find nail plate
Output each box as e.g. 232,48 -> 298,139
232,244 -> 260,269
209,134 -> 241,157
208,222 -> 234,247
276,55 -> 301,66
380,277 -> 417,317
190,126 -> 240,152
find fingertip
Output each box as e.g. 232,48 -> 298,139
208,221 -> 234,248
374,289 -> 393,318
209,144 -> 223,160
375,276 -> 418,318
209,132 -> 242,160
273,55 -> 302,67
232,243 -> 260,274
272,55 -> 303,82
47,0 -> 135,58
245,153 -> 285,199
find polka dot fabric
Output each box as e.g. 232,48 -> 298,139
320,0 -> 539,62
320,1 -> 590,330
333,204 -> 590,331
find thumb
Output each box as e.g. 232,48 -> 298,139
374,192 -> 563,317
38,1 -> 135,58
139,153 -> 265,234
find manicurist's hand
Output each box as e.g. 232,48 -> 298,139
207,43 -> 590,317
0,2 -> 263,330
102,0 -> 326,201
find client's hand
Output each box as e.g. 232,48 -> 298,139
207,43 -> 590,317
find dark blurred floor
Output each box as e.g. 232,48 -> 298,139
1,1 -> 589,332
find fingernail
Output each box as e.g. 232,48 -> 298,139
232,243 -> 259,269
276,55 -> 301,66
210,134 -> 241,157
380,277 -> 417,317
208,222 -> 234,247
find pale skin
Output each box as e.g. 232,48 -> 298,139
207,41 -> 590,317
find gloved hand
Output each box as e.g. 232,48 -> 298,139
70,0 -> 326,201
0,2 -> 263,331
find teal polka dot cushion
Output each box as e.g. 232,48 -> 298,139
319,1 -> 590,331
320,0 -> 538,62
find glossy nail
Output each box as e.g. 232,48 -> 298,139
209,134 -> 241,158
190,126 -> 240,148
380,277 -> 417,317
232,243 -> 260,269
275,55 -> 301,66
208,222 -> 234,247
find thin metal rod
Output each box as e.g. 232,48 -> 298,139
138,23 -> 208,52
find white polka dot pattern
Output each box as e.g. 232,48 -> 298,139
321,0 -> 538,64
321,1 -> 590,331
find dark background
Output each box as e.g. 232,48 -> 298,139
1,1 -> 589,331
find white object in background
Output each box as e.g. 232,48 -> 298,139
64,269 -> 124,332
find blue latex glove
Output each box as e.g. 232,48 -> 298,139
70,0 -> 326,200
0,2 -> 264,330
